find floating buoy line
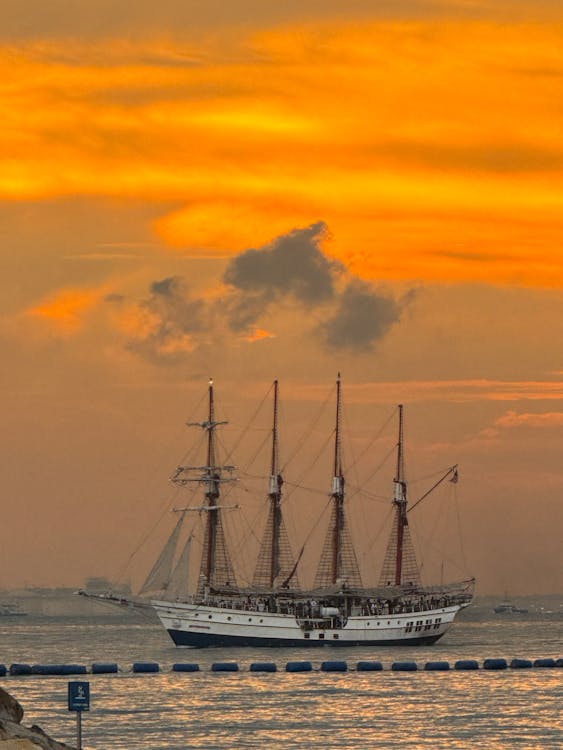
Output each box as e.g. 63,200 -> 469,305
1,657 -> 561,677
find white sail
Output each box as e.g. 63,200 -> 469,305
138,512 -> 185,595
167,533 -> 193,600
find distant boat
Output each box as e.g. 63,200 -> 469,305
0,602 -> 27,618
493,602 -> 528,614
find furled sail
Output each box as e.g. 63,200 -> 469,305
314,374 -> 363,589
378,404 -> 422,587
378,511 -> 421,586
252,381 -> 300,590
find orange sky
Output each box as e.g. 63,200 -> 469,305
2,6 -> 563,284
1,1 -> 562,595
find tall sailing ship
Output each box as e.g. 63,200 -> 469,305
133,377 -> 474,647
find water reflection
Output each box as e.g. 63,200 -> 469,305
2,610 -> 561,749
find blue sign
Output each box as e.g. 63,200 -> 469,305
68,681 -> 90,712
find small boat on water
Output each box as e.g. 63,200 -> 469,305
493,602 -> 528,614
0,602 -> 27,618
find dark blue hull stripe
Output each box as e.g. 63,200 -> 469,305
167,629 -> 444,648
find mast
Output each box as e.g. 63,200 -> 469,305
203,378 -> 219,586
268,380 -> 283,588
171,379 -> 237,595
393,404 -> 407,586
314,374 -> 362,589
252,381 -> 299,589
331,372 -> 345,584
379,404 -> 421,587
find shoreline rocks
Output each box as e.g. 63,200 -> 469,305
0,687 -> 74,749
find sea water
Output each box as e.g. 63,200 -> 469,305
1,597 -> 561,749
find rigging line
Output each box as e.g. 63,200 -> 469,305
362,505 -> 394,559
346,487 -> 390,505
222,382 -> 274,465
238,472 -> 269,481
283,428 -> 335,504
282,480 -> 330,497
408,467 -> 458,485
239,430 -> 271,476
227,506 -> 262,586
453,486 -> 470,573
293,494 -> 334,567
346,444 -> 397,504
119,479 -> 188,564
345,404 -> 398,477
115,498 -> 178,584
280,383 -> 333,472
414,529 -> 468,577
408,465 -> 458,514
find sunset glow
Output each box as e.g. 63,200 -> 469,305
1,1 -> 562,595
2,14 -> 563,284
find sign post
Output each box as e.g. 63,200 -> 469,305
68,681 -> 90,750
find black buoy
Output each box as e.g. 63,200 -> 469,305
454,660 -> 479,670
321,661 -> 347,672
249,663 -> 277,672
424,661 -> 450,671
92,663 -> 119,674
211,662 -> 239,672
392,661 -> 418,671
510,658 -> 532,669
286,661 -> 313,672
533,658 -> 556,668
9,664 -> 33,676
356,661 -> 383,671
173,663 -> 200,672
132,662 -> 160,673
483,658 -> 507,670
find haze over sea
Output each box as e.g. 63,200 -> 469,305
1,594 -> 561,749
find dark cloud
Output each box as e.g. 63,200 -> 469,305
321,280 -> 403,351
124,225 -> 407,361
223,221 -> 343,332
222,291 -> 270,333
129,275 -> 205,362
224,221 -> 338,304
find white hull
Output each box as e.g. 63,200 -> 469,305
153,599 -> 463,647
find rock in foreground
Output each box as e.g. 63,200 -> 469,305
0,686 -> 74,749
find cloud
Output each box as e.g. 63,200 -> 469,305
223,221 -> 344,334
103,223 -> 406,362
320,279 -> 403,351
223,222 -> 406,350
224,221 -> 337,303
26,286 -> 107,334
494,410 -> 563,429
117,276 -> 205,361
